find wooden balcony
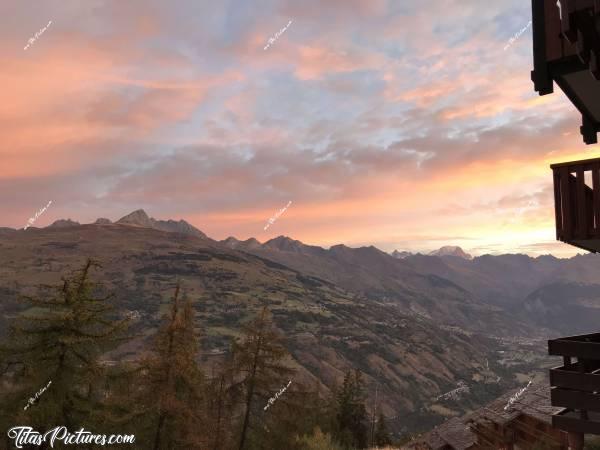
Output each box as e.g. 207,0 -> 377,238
532,0 -> 600,144
549,333 -> 600,434
551,157 -> 600,252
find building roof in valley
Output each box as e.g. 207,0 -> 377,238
413,382 -> 560,449
466,382 -> 561,426
421,417 -> 476,450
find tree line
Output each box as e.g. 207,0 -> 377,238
0,260 -> 392,449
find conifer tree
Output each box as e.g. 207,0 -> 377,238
0,260 -> 129,437
374,411 -> 391,447
232,306 -> 294,450
205,353 -> 238,450
333,370 -> 368,449
261,382 -> 335,450
137,283 -> 205,450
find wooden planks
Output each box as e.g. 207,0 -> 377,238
553,162 -> 600,243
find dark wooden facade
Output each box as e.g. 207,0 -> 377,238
471,415 -> 567,449
531,0 -> 600,444
466,384 -> 569,449
532,0 -> 600,144
412,385 -> 570,449
549,333 -> 600,434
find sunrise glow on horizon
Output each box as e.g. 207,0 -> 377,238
3,0 -> 599,258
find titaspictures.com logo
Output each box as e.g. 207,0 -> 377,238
7,426 -> 135,448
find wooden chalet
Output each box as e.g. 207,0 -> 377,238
531,0 -> 600,447
532,0 -> 600,144
409,384 -> 569,449
548,333 -> 600,436
467,383 -> 569,449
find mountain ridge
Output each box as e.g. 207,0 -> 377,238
7,208 -> 578,261
1,211 -> 595,436
0,222 -> 528,435
115,209 -> 207,238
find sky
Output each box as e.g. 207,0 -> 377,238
2,0 -> 599,257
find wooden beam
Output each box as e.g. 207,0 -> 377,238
554,169 -> 564,239
551,156 -> 600,169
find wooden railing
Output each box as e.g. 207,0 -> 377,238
551,157 -> 600,252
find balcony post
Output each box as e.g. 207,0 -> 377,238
560,166 -> 573,241
578,357 -> 589,421
554,168 -> 564,240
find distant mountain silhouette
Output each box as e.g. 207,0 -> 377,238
429,246 -> 472,260
262,236 -> 327,256
115,209 -> 207,238
391,250 -> 413,259
117,209 -> 154,228
221,237 -> 262,250
47,219 -> 80,228
35,209 -> 207,239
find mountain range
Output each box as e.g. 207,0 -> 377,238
3,209 -> 600,435
39,209 -> 208,239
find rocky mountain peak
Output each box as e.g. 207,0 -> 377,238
116,209 -> 153,227
220,237 -> 262,251
222,237 -> 241,248
115,209 -> 206,238
429,246 -> 472,260
391,250 -> 413,259
264,236 -> 304,252
47,219 -> 80,228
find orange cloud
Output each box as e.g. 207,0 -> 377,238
294,46 -> 384,80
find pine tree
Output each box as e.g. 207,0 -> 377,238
205,353 -> 238,450
333,370 -> 368,449
374,411 -> 391,447
139,283 -> 205,450
232,307 -> 294,450
90,358 -> 141,441
0,260 -> 130,437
